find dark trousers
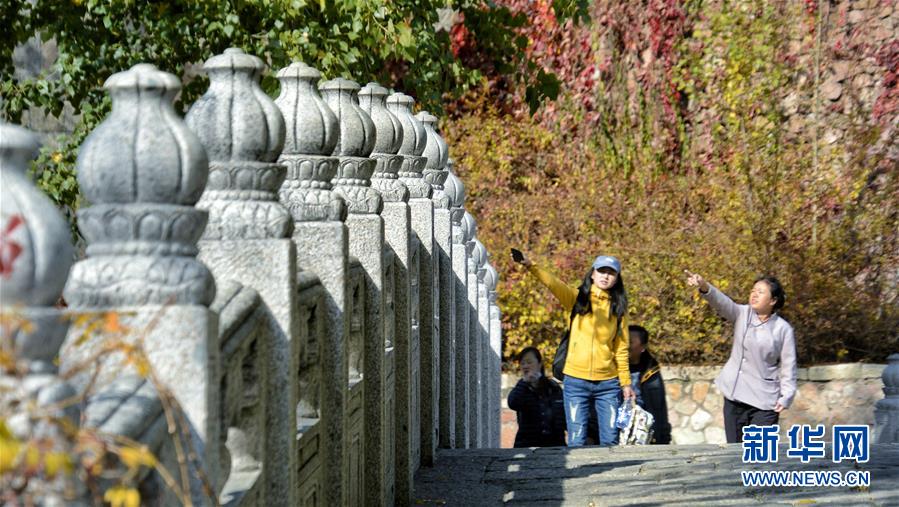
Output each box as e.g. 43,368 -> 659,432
723,397 -> 779,443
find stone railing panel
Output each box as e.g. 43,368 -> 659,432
464,212 -> 480,447
187,47 -> 296,506
295,274 -> 326,505
419,111 -> 454,462
60,63 -> 220,504
344,259 -> 366,505
323,77 -> 393,506
275,60 -> 348,507
212,281 -> 267,506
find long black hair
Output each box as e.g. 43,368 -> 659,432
572,266 -> 628,320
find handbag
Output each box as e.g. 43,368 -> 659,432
617,398 -> 655,446
551,307 -> 577,380
552,307 -> 622,380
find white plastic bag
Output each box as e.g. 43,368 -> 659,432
617,399 -> 655,446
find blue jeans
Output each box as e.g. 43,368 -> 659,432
563,376 -> 621,446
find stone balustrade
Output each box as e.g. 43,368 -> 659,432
0,50 -> 504,506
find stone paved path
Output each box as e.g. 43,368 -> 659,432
414,444 -> 899,506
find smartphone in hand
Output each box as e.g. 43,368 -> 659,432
510,248 -> 524,263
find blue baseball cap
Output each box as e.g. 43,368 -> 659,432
592,255 -> 621,273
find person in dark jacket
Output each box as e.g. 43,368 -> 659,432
586,325 -> 672,444
628,325 -> 672,444
507,347 -> 567,447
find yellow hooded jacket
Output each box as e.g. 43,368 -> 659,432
529,265 -> 631,385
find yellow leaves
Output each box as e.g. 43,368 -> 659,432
114,344 -> 151,378
676,305 -> 694,319
0,419 -> 21,473
43,451 -> 74,479
68,311 -> 151,376
104,485 -> 141,507
0,350 -> 15,372
0,439 -> 21,473
119,444 -> 157,469
133,356 -> 151,377
103,312 -> 125,334
105,442 -> 158,507
0,419 -> 13,440
23,443 -> 41,472
51,152 -> 63,163
72,311 -> 130,346
0,420 -> 74,479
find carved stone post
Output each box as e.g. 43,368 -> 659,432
446,165 -> 470,448
359,82 -> 412,505
474,240 -> 490,448
485,263 -> 501,448
463,212 -> 481,447
62,64 -> 220,501
387,92 -> 432,467
321,77 -> 392,507
185,48 -> 291,505
0,122 -> 83,503
875,354 -> 899,443
418,112 -> 454,454
275,61 -> 347,507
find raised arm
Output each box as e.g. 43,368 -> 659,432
686,270 -> 741,322
527,265 -> 578,311
510,248 -> 578,310
701,284 -> 743,322
507,379 -> 531,411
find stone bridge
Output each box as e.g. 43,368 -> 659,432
2,47 -> 898,507
1,49 -> 501,506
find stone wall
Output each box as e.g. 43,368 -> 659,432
779,0 -> 898,147
500,363 -> 888,447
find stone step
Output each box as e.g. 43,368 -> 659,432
414,444 -> 899,506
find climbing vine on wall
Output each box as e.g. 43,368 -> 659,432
445,0 -> 898,368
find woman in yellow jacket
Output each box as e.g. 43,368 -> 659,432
512,250 -> 635,446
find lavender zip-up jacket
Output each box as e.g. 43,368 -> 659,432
702,284 -> 797,410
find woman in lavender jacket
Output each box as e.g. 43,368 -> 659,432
685,270 -> 798,443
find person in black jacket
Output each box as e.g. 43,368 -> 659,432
507,347 -> 566,447
627,325 -> 672,444
586,325 -> 672,444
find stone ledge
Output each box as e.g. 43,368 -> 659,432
661,366 -> 720,381
803,363 -> 885,381
662,363 -> 886,382
504,363 -> 887,385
